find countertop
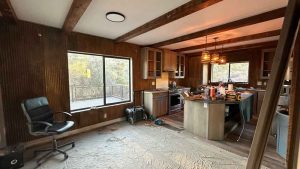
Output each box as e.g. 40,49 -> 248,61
185,93 -> 253,104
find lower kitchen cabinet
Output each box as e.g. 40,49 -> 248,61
144,91 -> 168,117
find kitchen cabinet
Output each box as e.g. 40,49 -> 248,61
261,48 -> 275,79
144,91 -> 168,117
141,47 -> 162,79
175,54 -> 185,78
163,49 -> 177,71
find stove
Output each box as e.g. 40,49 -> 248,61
169,88 -> 183,113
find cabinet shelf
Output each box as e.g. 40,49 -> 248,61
260,48 -> 275,79
142,47 -> 162,79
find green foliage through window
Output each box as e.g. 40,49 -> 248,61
211,62 -> 249,83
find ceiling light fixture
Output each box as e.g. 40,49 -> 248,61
210,37 -> 220,64
219,44 -> 227,64
201,35 -> 211,64
106,12 -> 125,22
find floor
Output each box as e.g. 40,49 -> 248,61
161,111 -> 286,169
24,121 -> 271,169
70,97 -> 123,110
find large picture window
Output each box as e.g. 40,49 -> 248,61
68,52 -> 131,111
211,62 -> 249,83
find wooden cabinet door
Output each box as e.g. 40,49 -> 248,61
160,96 -> 168,116
163,49 -> 176,71
141,47 -> 162,79
152,98 -> 161,117
147,49 -> 156,79
155,51 -> 162,78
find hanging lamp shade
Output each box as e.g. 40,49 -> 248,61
201,35 -> 211,63
210,37 -> 219,64
218,55 -> 227,64
201,51 -> 211,63
210,52 -> 220,64
218,44 -> 227,64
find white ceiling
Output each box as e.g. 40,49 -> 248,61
8,0 -> 287,50
74,0 -> 190,39
127,0 -> 287,46
163,18 -> 284,50
10,0 -> 73,28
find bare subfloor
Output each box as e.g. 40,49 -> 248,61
24,121 -> 270,169
161,112 -> 286,169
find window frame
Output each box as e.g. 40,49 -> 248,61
211,61 -> 250,83
67,51 -> 132,112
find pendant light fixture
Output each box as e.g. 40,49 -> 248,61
210,37 -> 220,64
201,35 -> 211,63
219,44 -> 227,64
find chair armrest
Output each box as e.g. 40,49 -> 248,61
31,121 -> 53,127
56,111 -> 72,117
30,121 -> 53,133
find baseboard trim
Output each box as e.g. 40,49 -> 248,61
24,117 -> 126,149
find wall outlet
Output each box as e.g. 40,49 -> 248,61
257,81 -> 262,86
151,81 -> 155,86
104,113 -> 107,119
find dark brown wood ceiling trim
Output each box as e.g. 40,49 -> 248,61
174,29 -> 281,52
186,40 -> 278,56
63,0 -> 92,32
151,7 -> 285,48
115,0 -> 223,42
0,0 -> 17,23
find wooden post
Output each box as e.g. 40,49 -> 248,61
287,20 -> 300,169
246,0 -> 300,168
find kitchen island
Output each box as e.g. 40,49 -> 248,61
184,96 -> 253,141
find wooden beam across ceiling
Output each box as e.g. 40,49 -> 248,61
63,0 -> 92,32
115,0 -> 223,42
174,29 -> 281,52
151,7 -> 286,48
0,0 -> 17,23
186,40 -> 278,56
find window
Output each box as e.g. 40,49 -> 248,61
211,62 -> 249,83
68,52 -> 131,111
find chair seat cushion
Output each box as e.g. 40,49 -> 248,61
47,121 -> 74,133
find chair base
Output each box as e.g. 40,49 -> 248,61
34,136 -> 75,166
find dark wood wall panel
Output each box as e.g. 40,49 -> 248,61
0,22 -> 46,144
0,21 -> 153,145
43,28 -> 70,112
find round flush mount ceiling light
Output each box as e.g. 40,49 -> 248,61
106,12 -> 125,22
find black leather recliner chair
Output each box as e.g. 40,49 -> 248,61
21,97 -> 75,166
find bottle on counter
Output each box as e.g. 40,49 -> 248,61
210,86 -> 216,98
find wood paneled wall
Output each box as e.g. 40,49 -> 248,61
0,20 -> 152,145
185,47 -> 276,89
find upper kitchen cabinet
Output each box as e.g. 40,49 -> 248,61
175,54 -> 185,78
261,48 -> 275,79
141,47 -> 162,79
163,49 -> 177,71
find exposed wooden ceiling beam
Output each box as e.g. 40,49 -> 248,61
115,0 -> 223,42
174,29 -> 281,52
186,40 -> 278,56
151,7 -> 285,48
0,0 -> 17,23
63,0 -> 92,32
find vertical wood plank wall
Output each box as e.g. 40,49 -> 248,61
0,21 -> 153,145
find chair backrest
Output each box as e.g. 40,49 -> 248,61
21,97 -> 54,133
